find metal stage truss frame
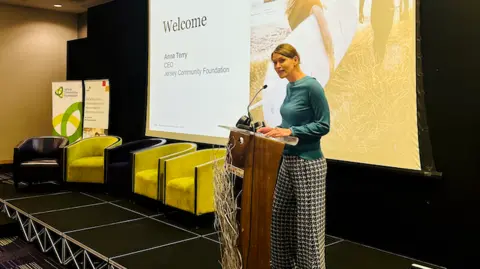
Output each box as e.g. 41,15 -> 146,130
0,197 -> 111,269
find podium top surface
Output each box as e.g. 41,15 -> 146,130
218,125 -> 299,146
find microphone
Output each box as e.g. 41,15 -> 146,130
247,85 -> 267,120
236,85 -> 268,131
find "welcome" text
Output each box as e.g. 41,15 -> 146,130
163,16 -> 207,33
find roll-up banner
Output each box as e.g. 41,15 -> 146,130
52,81 -> 84,144
83,79 -> 110,138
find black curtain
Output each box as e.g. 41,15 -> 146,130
67,0 -> 148,143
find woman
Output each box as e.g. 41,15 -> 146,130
257,43 -> 330,269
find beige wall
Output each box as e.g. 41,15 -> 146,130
78,12 -> 88,38
0,4 -> 78,161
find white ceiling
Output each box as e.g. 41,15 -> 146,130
0,0 -> 114,13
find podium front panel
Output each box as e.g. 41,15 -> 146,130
239,135 -> 284,269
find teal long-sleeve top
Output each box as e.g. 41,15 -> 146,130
279,76 -> 330,160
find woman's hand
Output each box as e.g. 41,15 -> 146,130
257,126 -> 273,134
257,127 -> 293,137
265,127 -> 292,138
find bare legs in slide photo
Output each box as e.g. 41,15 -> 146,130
359,0 -> 395,65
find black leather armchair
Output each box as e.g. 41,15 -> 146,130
105,138 -> 167,195
13,136 -> 69,188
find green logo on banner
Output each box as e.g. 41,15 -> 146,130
52,102 -> 83,143
55,87 -> 64,98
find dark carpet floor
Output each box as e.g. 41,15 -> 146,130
0,236 -> 65,269
0,173 -> 12,182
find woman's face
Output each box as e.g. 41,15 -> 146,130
272,53 -> 298,79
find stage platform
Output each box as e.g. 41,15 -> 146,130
0,179 -> 445,269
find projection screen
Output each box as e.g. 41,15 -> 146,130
146,0 -> 432,171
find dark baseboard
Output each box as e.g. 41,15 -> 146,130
0,163 -> 12,173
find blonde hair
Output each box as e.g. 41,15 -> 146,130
272,43 -> 301,63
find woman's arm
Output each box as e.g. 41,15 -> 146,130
311,5 -> 335,74
290,83 -> 330,138
359,0 -> 365,23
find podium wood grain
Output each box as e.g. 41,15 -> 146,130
227,131 -> 284,269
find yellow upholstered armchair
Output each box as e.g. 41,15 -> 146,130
164,148 -> 226,216
64,136 -> 122,184
133,143 -> 197,202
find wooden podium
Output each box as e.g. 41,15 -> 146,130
220,126 -> 298,269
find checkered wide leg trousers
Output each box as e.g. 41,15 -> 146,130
271,155 -> 327,269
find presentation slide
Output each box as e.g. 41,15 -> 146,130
147,0 -> 421,170
147,0 -> 250,144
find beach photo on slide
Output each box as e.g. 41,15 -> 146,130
249,0 -> 418,169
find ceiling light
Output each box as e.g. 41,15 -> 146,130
54,4 -> 62,8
